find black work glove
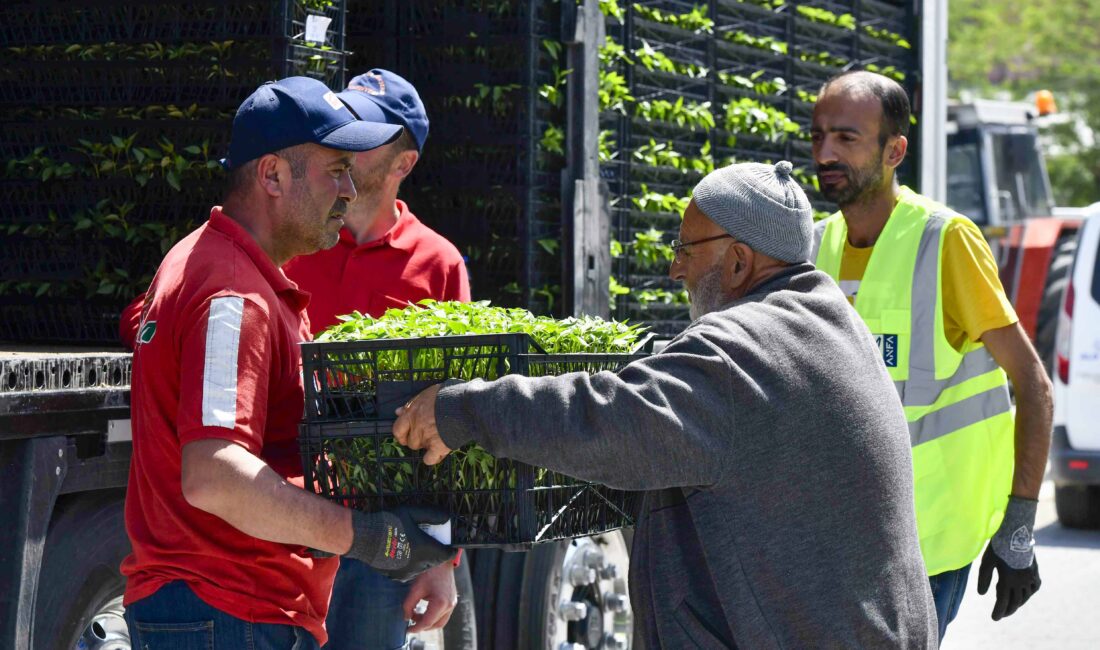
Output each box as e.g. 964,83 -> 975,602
345,506 -> 454,583
976,496 -> 1041,620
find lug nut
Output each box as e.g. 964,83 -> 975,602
603,634 -> 627,650
582,547 -> 606,570
569,563 -> 597,587
559,601 -> 588,621
604,592 -> 628,613
598,563 -> 619,580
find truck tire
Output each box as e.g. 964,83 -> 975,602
446,558 -> 478,648
1054,484 -> 1100,529
516,531 -> 633,650
32,490 -> 131,650
1035,237 -> 1077,375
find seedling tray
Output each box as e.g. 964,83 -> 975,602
299,332 -> 649,548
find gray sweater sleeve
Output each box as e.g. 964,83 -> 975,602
434,330 -> 735,491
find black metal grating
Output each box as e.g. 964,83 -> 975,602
0,0 -> 351,344
605,0 -> 920,336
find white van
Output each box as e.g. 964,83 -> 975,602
1052,206 -> 1100,528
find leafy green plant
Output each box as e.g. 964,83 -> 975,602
864,63 -> 905,82
314,301 -> 647,498
633,286 -> 689,308
632,183 -> 691,214
633,40 -> 708,78
796,5 -> 855,30
609,275 -> 632,310
719,69 -> 789,97
864,25 -> 911,48
632,139 -> 712,175
598,129 -> 618,162
724,30 -> 788,55
598,36 -> 633,67
73,134 -> 222,189
739,0 -> 787,9
627,228 -> 675,269
446,83 -> 524,117
633,3 -> 714,34
724,97 -> 801,142
599,0 -> 625,21
598,69 -> 633,113
319,300 -> 646,352
538,62 -> 572,109
540,125 -> 565,155
634,97 -> 715,131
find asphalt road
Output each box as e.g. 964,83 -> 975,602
941,481 -> 1100,650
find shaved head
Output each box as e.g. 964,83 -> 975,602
819,71 -> 910,146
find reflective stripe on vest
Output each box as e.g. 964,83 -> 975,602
904,216 -> 1012,445
813,190 -> 1014,575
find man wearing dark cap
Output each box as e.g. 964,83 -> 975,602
392,162 -> 938,647
285,69 -> 469,333
120,76 -> 453,649
281,68 -> 473,649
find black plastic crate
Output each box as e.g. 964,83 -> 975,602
299,333 -> 648,547
0,0 -> 306,46
282,43 -> 348,86
0,59 -> 269,108
0,298 -> 125,345
0,178 -> 215,225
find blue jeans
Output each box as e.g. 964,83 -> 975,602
124,581 -> 319,650
928,563 -> 972,642
322,558 -> 412,650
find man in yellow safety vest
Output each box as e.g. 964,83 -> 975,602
810,70 -> 1052,641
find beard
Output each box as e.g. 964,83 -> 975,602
282,184 -> 345,254
817,150 -> 885,207
350,147 -> 398,214
688,265 -> 727,321
351,162 -> 387,203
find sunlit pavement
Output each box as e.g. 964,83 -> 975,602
941,481 -> 1100,650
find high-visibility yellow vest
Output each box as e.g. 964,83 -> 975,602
812,187 -> 1014,576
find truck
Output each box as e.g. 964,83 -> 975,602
0,351 -> 633,650
945,97 -> 1084,373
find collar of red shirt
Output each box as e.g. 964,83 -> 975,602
337,199 -> 421,252
207,207 -> 309,311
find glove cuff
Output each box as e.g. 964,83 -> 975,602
347,510 -> 412,571
992,495 -> 1038,570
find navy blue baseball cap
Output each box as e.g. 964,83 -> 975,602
222,76 -> 403,170
337,69 -> 430,151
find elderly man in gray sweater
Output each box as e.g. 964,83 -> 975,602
395,161 -> 937,648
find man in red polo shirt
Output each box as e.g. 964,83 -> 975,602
284,70 -> 469,333
120,76 -> 452,649
283,69 -> 472,650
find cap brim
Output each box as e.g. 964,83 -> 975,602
318,119 -> 402,152
336,90 -> 391,124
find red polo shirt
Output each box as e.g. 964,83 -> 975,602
283,199 -> 470,335
121,207 -> 338,644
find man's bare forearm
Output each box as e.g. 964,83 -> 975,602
182,438 -> 353,553
980,323 -> 1053,500
1010,369 -> 1053,499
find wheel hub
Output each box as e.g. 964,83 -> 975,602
552,534 -> 633,649
569,598 -> 603,648
75,595 -> 130,650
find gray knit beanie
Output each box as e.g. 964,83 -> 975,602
692,161 -> 813,263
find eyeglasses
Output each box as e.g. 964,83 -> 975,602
670,233 -> 735,259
